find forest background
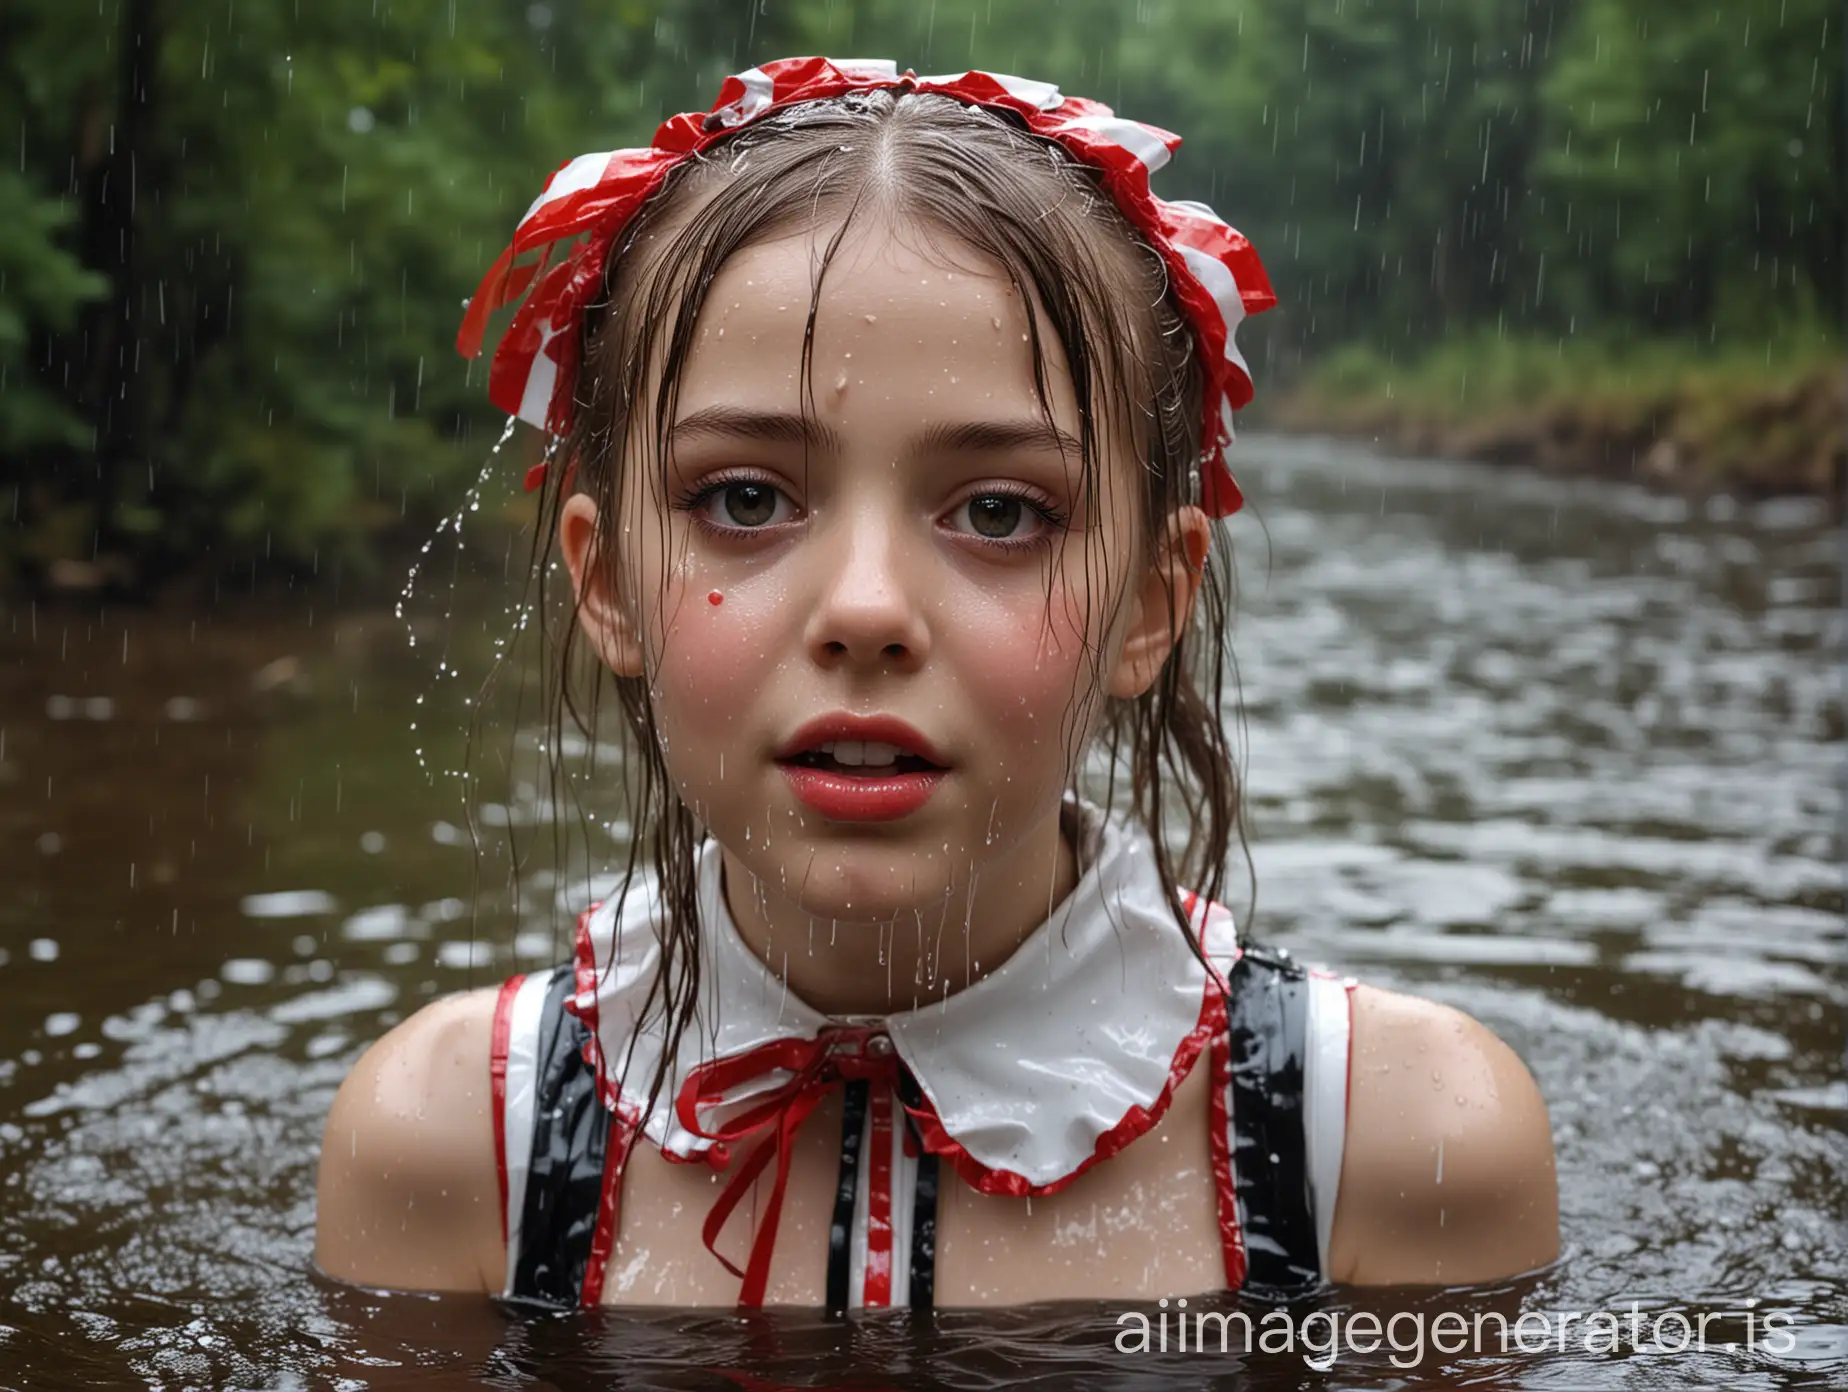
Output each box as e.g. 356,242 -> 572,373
0,0 -> 1839,591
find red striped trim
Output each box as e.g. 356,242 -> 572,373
488,973 -> 524,1246
579,1115 -> 638,1308
564,903 -> 630,1115
1205,991 -> 1246,1290
464,59 -> 1272,517
863,1085 -> 895,1307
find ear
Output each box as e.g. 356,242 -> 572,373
559,492 -> 645,678
1105,505 -> 1213,700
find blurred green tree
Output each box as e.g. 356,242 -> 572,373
0,0 -> 805,589
1535,0 -> 1841,340
0,0 -> 1836,587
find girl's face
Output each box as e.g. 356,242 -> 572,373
564,217 -> 1198,926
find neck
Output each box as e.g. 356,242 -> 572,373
719,805 -> 1081,1018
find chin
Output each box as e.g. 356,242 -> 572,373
743,835 -> 960,925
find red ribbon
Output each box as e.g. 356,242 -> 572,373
675,1026 -> 902,1306
458,57 -> 1275,512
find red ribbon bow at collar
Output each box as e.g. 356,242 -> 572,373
675,1025 -> 907,1307
456,55 -> 1275,515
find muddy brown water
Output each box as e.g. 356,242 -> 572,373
0,436 -> 1842,1389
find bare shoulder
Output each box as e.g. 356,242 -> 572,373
313,986 -> 505,1294
1327,984 -> 1558,1286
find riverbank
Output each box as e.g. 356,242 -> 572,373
1266,335 -> 1845,511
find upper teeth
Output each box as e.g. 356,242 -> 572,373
816,739 -> 908,766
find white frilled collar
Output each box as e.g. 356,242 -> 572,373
567,792 -> 1239,1191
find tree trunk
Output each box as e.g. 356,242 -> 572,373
80,0 -> 160,556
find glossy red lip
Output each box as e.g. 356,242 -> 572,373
774,712 -> 949,766
778,764 -> 947,822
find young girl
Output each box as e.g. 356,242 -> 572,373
314,57 -> 1557,1311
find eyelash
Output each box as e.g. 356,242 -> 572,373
672,469 -> 1070,552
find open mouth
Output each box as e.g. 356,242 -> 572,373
775,736 -> 949,820
778,736 -> 947,776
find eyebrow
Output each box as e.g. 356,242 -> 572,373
667,405 -> 1082,461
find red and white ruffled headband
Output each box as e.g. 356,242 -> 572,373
456,56 -> 1275,516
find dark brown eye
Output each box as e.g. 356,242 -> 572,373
722,482 -> 778,527
966,495 -> 1023,538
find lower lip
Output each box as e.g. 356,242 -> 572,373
777,762 -> 947,822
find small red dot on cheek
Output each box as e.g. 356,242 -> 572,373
707,590 -> 723,606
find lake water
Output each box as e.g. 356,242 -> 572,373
0,435 -> 1842,1388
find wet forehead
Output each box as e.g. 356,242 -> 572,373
669,220 -> 1086,449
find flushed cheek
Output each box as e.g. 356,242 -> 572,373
650,591 -> 782,748
615,515 -> 781,768
952,591 -> 1099,753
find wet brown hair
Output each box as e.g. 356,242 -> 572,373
523,87 -> 1247,1110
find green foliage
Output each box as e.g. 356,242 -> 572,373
0,169 -> 106,454
1306,320 -> 1843,422
1536,0 -> 1840,336
0,0 -> 807,585
1286,323 -> 1844,497
0,0 -> 1837,585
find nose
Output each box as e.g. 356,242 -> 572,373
802,502 -> 930,673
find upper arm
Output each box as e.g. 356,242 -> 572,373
1327,985 -> 1559,1286
313,987 -> 506,1294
